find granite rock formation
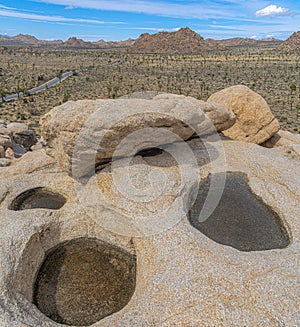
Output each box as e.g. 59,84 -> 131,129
41,94 -> 235,176
208,85 -> 280,144
0,92 -> 299,327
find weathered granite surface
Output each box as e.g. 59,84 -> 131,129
0,135 -> 299,326
41,95 -> 235,176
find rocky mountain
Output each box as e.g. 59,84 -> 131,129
128,27 -> 226,53
202,38 -> 226,51
62,37 -> 93,48
220,37 -> 282,48
0,34 -> 42,47
95,38 -> 135,49
278,31 -> 300,50
12,34 -> 44,45
0,34 -> 134,50
0,34 -> 62,47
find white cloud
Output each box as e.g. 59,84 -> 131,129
255,5 -> 291,17
29,0 -> 240,19
0,7 -> 124,24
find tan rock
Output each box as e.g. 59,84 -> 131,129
6,122 -> 28,134
121,92 -> 236,132
0,134 -> 13,148
41,96 -> 235,177
0,127 -> 12,136
207,85 -> 280,144
153,93 -> 236,132
5,147 -> 14,160
30,140 -> 45,151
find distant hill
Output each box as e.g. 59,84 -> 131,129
128,27 -> 226,53
0,34 -> 134,49
278,31 -> 300,51
0,30 -> 289,52
95,38 -> 135,49
220,37 -> 282,48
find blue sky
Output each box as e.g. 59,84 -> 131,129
0,1 -> 299,41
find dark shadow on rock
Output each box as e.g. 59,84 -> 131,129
96,137 -> 221,173
188,172 -> 290,251
33,238 -> 137,326
9,188 -> 66,211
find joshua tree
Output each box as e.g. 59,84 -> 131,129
290,83 -> 296,94
0,88 -> 6,102
58,69 -> 64,82
18,85 -> 25,98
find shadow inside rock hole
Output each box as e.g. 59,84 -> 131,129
9,188 -> 66,211
33,238 -> 137,326
188,172 -> 290,251
95,137 -> 220,173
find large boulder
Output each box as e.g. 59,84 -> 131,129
121,92 -> 236,132
0,137 -> 298,326
41,95 -> 235,176
207,85 -> 280,144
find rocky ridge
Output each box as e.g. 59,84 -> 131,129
0,34 -> 135,49
220,37 -> 282,48
128,27 -> 226,53
278,31 -> 300,51
0,29 -> 291,52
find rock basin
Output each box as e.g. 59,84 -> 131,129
33,238 -> 136,326
9,187 -> 66,211
188,172 -> 290,251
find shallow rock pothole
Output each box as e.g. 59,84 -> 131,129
33,237 -> 136,326
9,187 -> 66,210
188,172 -> 290,251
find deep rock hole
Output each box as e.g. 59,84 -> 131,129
188,172 -> 290,251
9,187 -> 66,210
33,238 -> 136,326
